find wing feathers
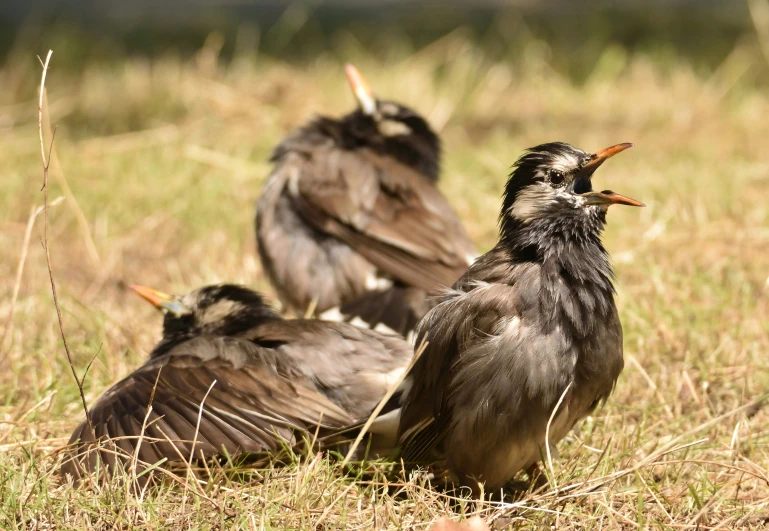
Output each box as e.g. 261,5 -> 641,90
293,148 -> 475,293
63,333 -> 370,480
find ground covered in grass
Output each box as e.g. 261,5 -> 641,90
1,24 -> 769,529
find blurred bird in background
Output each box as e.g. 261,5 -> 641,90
255,64 -> 476,337
397,142 -> 643,494
63,283 -> 413,481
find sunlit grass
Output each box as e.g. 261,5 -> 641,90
1,27 -> 769,528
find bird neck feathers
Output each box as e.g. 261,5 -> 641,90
500,209 -> 616,297
496,210 -> 616,337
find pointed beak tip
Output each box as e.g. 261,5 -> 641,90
580,142 -> 635,175
128,284 -> 170,307
595,142 -> 634,160
610,193 -> 645,208
584,190 -> 645,208
127,284 -> 148,298
344,63 -> 364,89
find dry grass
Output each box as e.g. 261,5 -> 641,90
1,26 -> 769,529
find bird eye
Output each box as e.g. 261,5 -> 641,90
549,170 -> 565,186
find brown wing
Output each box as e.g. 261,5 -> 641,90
398,280 -> 523,463
256,153 -> 378,314
291,147 -> 476,292
247,318 -> 415,420
62,336 -> 354,480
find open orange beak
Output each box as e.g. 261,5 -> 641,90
345,63 -> 377,116
578,143 -> 644,208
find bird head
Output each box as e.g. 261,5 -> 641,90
129,284 -> 280,348
340,63 -> 440,181
500,142 -> 643,234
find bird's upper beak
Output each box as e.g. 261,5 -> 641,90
581,143 -> 634,174
578,143 -> 644,208
345,63 -> 377,116
128,285 -> 187,316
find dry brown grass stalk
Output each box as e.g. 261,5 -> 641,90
37,49 -> 96,443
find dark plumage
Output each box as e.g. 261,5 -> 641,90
397,142 -> 643,493
62,284 -> 413,481
255,64 -> 476,336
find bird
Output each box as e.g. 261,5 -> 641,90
396,141 -> 644,494
62,283 -> 414,481
255,63 -> 476,336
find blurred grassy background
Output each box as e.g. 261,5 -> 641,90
1,1 -> 769,528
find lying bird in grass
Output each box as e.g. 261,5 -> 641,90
397,142 -> 644,495
62,284 -> 413,481
255,64 -> 476,336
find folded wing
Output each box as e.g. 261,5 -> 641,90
62,335 -> 354,480
292,147 -> 476,293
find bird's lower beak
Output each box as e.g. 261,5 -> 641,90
345,63 -> 377,116
129,285 -> 187,315
575,143 -> 642,207
582,190 -> 645,208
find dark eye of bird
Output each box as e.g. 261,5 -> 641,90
548,170 -> 566,186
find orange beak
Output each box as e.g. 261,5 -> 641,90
581,143 -> 634,174
577,143 -> 643,208
582,190 -> 645,208
345,63 -> 377,115
128,285 -> 187,315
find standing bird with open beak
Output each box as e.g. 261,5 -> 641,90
255,64 -> 476,336
397,142 -> 643,494
62,284 -> 413,481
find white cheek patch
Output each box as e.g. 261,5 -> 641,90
200,300 -> 246,324
379,102 -> 399,115
378,119 -> 412,137
509,182 -> 558,223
